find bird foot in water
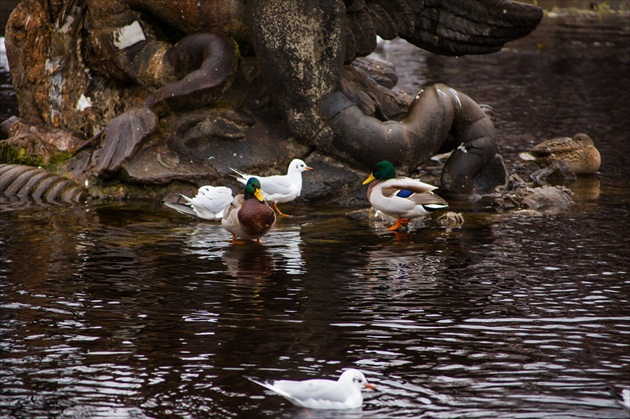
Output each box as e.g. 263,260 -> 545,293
387,217 -> 411,231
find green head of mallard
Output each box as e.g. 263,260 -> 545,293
362,160 -> 396,185
244,177 -> 265,202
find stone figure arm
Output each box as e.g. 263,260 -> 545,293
84,0 -> 238,110
82,0 -> 240,175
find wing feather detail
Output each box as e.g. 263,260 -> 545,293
344,0 -> 543,61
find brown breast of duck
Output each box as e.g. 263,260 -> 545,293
238,199 -> 276,237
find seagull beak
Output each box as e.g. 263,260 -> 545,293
362,173 -> 375,185
305,166 -> 313,171
365,383 -> 376,390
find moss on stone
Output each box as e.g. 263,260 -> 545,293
0,144 -> 45,167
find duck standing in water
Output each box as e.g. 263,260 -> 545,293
518,133 -> 601,174
230,159 -> 313,216
222,177 -> 276,243
362,161 -> 448,231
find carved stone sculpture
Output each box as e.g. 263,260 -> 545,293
2,0 -> 543,201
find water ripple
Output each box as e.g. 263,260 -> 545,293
2,15 -> 630,418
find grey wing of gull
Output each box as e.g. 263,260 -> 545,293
273,379 -> 349,403
259,175 -> 294,196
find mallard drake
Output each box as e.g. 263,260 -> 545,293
222,177 -> 276,243
362,160 -> 448,231
163,185 -> 233,220
248,369 -> 375,410
518,133 -> 601,174
230,159 -> 313,216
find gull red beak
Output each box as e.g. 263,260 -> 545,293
306,166 -> 313,171
365,383 -> 376,390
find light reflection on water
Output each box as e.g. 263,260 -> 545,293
2,13 -> 630,419
2,199 -> 628,418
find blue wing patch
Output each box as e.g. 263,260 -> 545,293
396,189 -> 414,198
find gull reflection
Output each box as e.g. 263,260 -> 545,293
179,222 -> 229,260
264,224 -> 305,275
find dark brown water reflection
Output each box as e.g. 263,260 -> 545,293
2,12 -> 630,419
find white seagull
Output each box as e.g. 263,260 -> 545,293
248,369 -> 375,410
163,185 -> 233,220
230,158 -> 313,216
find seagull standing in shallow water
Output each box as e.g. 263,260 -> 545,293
248,369 -> 375,410
230,159 -> 313,216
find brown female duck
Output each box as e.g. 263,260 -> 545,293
519,133 -> 601,174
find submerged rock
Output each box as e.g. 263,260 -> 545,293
496,174 -> 574,211
436,212 -> 465,229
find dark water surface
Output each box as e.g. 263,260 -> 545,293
2,12 -> 630,419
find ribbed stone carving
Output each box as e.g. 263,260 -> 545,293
0,164 -> 88,203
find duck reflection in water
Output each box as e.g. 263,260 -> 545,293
222,225 -> 305,281
569,176 -> 600,201
222,244 -> 276,283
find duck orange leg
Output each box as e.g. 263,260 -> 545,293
231,234 -> 246,245
388,217 -> 411,231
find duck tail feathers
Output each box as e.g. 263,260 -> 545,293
423,203 -> 449,212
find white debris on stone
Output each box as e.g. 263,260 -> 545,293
0,37 -> 8,71
113,21 -> 146,50
59,15 -> 75,33
45,58 -> 58,73
76,94 -> 92,111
